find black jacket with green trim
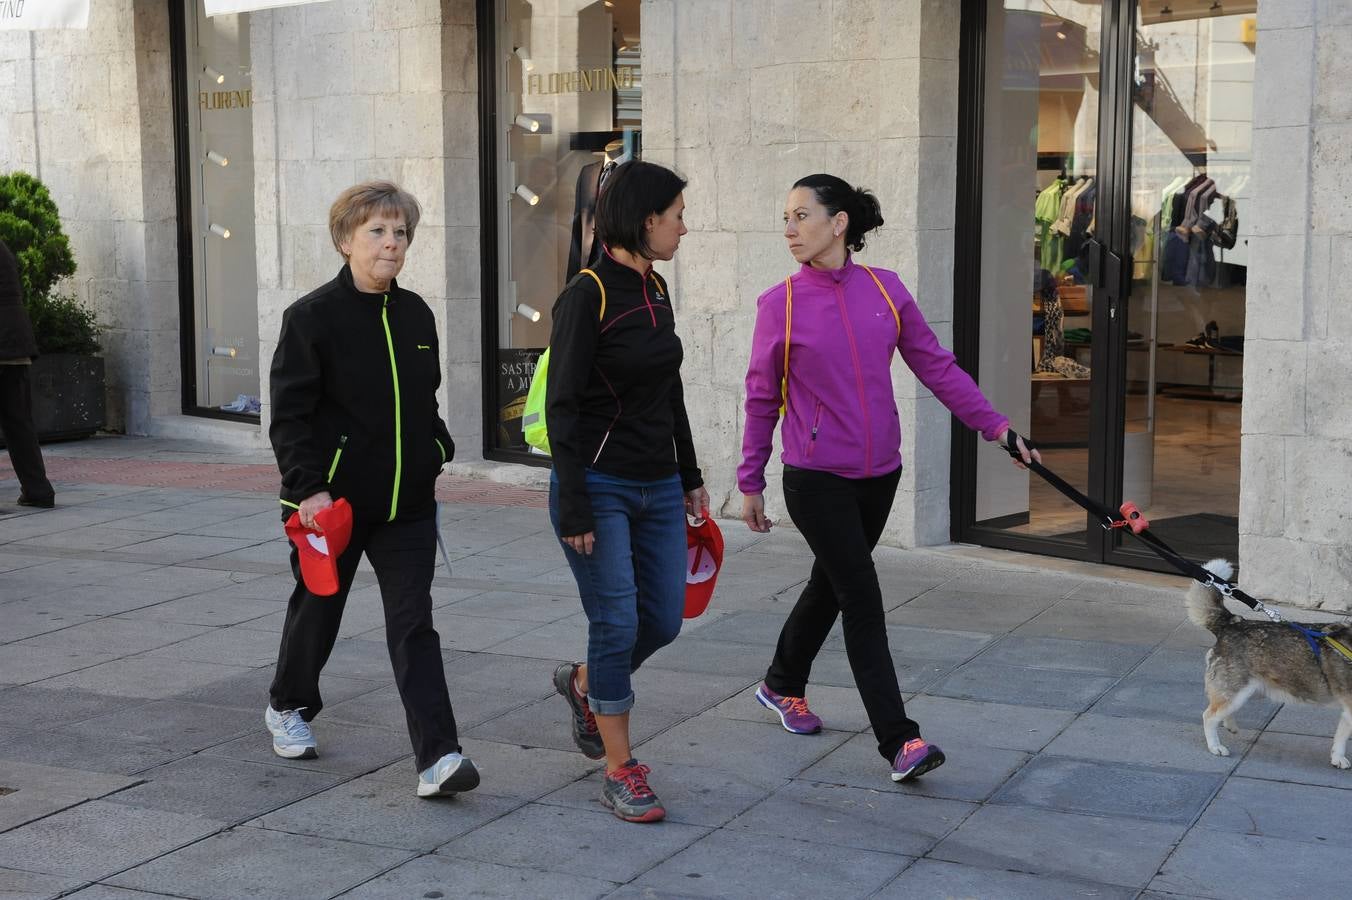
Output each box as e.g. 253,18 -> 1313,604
545,252 -> 703,537
269,265 -> 454,523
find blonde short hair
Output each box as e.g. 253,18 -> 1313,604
328,181 -> 421,257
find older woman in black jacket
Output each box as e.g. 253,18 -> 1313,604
266,181 -> 475,799
0,239 -> 55,509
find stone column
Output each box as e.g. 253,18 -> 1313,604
0,0 -> 181,435
253,0 -> 483,455
1241,0 -> 1352,610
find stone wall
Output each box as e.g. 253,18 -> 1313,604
252,0 -> 483,454
1241,0 -> 1352,610
0,0 -> 179,434
641,0 -> 962,545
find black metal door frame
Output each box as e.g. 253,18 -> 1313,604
952,0 -> 1173,573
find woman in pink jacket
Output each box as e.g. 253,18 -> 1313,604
738,174 -> 1037,783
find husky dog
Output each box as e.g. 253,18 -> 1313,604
1187,559 -> 1352,768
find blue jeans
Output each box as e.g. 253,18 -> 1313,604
550,469 -> 686,715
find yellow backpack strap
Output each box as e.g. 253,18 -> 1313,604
579,268 -> 606,320
780,277 -> 793,414
860,265 -> 901,338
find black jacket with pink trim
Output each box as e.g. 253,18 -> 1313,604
545,252 -> 703,536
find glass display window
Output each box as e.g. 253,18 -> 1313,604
487,0 -> 642,456
176,0 -> 260,418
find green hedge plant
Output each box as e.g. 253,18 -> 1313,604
0,170 -> 99,354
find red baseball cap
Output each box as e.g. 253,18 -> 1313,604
684,516 -> 724,619
284,498 -> 354,597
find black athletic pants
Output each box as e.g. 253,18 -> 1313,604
269,513 -> 460,771
0,365 -> 54,503
764,464 -> 920,761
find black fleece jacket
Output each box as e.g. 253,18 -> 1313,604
545,252 -> 703,536
0,241 -> 39,361
270,265 -> 454,523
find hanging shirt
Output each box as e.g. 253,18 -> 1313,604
1035,178 -> 1066,274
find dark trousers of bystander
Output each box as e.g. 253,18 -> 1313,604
764,463 -> 921,761
269,513 -> 461,771
0,364 -> 54,504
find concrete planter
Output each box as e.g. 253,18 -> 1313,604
0,353 -> 105,447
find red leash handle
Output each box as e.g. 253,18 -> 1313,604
1118,501 -> 1149,534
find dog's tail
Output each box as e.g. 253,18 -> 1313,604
1186,558 -> 1235,633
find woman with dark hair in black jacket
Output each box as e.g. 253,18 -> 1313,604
546,160 -> 708,823
266,181 -> 476,800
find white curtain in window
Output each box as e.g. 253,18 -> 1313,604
0,0 -> 90,30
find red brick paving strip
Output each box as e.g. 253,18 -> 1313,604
0,457 -> 549,508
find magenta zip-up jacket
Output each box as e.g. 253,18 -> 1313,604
738,257 -> 1009,494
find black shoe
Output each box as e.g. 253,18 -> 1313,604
17,494 -> 54,509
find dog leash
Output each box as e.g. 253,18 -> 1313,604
997,430 -> 1352,664
998,429 -> 1283,615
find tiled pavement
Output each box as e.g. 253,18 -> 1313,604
2,436 -> 1350,899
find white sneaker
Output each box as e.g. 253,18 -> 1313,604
264,706 -> 317,759
417,752 -> 480,798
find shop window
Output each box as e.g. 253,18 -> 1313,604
175,0 -> 260,418
487,0 -> 642,456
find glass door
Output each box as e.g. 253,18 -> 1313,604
955,0 -> 1253,571
963,0 -> 1109,554
1106,0 -> 1255,566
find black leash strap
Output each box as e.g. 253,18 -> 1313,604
1000,428 -> 1282,621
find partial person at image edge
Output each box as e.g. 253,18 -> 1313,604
0,238 -> 56,510
265,181 -> 477,799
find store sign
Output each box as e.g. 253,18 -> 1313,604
0,0 -> 89,30
528,66 -> 636,96
205,0 -> 331,15
199,89 -> 253,110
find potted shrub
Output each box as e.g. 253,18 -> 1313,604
0,171 -> 105,443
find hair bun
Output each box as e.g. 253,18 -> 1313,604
852,187 -> 884,234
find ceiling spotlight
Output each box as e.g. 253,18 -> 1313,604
1056,26 -> 1067,40
205,150 -> 229,167
514,114 -> 541,133
209,223 -> 231,239
514,184 -> 540,206
515,304 -> 542,323
203,65 -> 225,84
514,47 -> 534,72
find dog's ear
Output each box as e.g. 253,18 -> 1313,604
1203,558 -> 1235,581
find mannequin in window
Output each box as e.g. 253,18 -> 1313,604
567,140 -> 630,280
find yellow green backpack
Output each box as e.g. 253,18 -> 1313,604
522,269 -> 607,454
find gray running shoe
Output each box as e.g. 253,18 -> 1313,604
553,662 -> 605,759
417,752 -> 480,798
264,706 -> 317,759
601,759 -> 665,823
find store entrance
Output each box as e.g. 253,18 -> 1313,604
954,0 -> 1256,571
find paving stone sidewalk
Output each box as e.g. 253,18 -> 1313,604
1,436 -> 1349,899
